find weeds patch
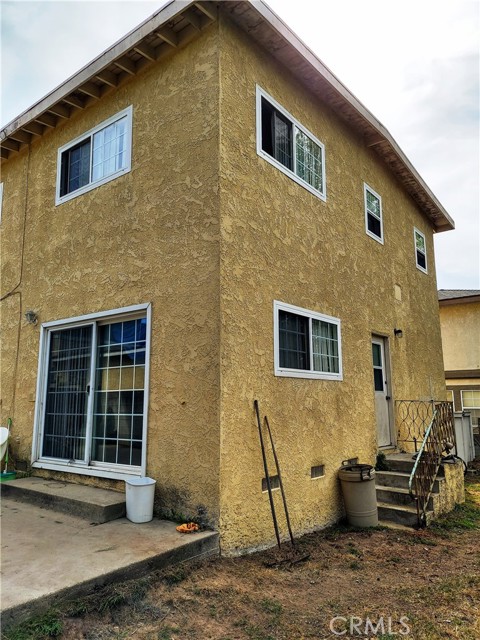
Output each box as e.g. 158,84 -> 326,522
4,611 -> 63,640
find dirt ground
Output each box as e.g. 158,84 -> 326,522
6,473 -> 480,640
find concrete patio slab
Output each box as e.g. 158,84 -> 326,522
1,476 -> 126,523
1,497 -> 219,628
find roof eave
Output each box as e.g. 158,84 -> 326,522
0,0 -> 454,233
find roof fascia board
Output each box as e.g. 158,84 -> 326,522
0,0 -> 193,139
243,1 -> 454,231
439,295 -> 480,306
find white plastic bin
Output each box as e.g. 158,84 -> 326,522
125,477 -> 156,523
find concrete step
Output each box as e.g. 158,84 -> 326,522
377,501 -> 433,528
375,470 -> 444,493
384,453 -> 415,474
0,477 -> 125,524
376,485 -> 438,511
383,453 -> 445,477
377,520 -> 414,532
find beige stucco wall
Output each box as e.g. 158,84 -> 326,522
1,15 -> 450,554
436,461 -> 465,514
439,301 -> 480,372
217,15 -> 447,554
0,26 -> 221,524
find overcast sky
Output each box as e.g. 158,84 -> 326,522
1,0 -> 479,289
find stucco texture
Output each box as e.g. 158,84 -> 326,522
1,26 -> 221,523
440,301 -> 480,372
217,15 -> 447,553
437,461 -> 465,515
1,16 -> 449,554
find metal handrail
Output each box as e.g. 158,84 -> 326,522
408,402 -> 455,526
408,412 -> 435,497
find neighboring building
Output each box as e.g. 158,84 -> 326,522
0,0 -> 454,553
438,290 -> 480,433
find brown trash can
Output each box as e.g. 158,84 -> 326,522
338,463 -> 379,527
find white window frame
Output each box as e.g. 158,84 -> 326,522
256,85 -> 326,201
414,227 -> 428,273
364,183 -> 384,244
31,303 -> 151,480
461,390 -> 480,409
274,301 -> 343,380
446,389 -> 455,411
55,106 -> 133,206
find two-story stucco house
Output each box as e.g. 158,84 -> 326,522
0,0 -> 455,553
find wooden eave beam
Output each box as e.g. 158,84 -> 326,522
35,112 -> 57,128
48,103 -> 70,119
21,121 -> 44,136
134,41 -> 157,61
365,132 -> 386,147
183,8 -> 202,30
95,69 -> 118,87
62,94 -> 85,109
1,148 -> 10,160
9,129 -> 32,144
194,1 -> 217,21
155,26 -> 178,47
1,138 -> 20,151
78,82 -> 102,98
115,56 -> 136,75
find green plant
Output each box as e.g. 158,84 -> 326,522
98,588 -> 128,612
375,452 -> 390,471
4,611 -> 63,640
431,487 -> 480,534
162,565 -> 189,586
158,626 -> 180,640
260,598 -> 283,615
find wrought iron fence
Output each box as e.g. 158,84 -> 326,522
396,400 -> 447,452
407,401 -> 455,526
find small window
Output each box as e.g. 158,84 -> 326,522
311,465 -> 325,479
364,184 -> 383,243
414,228 -> 427,273
274,301 -> 342,380
262,475 -> 280,492
256,86 -> 326,200
461,390 -> 480,409
56,106 -> 132,205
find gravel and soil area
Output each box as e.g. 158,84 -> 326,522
4,472 -> 480,640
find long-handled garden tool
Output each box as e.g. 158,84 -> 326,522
254,399 -> 281,549
254,401 -> 310,566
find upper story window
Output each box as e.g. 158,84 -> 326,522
461,390 -> 480,409
256,86 -> 326,200
414,228 -> 427,273
274,301 -> 342,380
56,106 -> 132,205
364,183 -> 383,243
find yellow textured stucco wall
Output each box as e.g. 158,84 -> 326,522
439,302 -> 480,372
1,15 -> 450,554
217,15 -> 447,553
0,26 -> 221,524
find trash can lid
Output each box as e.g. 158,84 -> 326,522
339,463 -> 374,472
125,477 -> 156,486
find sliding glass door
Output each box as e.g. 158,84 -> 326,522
39,310 -> 147,472
42,326 -> 92,461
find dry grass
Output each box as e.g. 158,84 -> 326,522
5,477 -> 480,640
